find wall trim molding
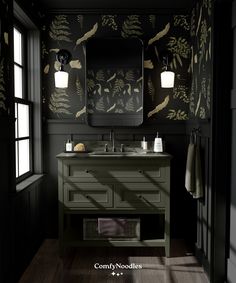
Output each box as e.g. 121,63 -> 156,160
44,119 -> 187,135
47,8 -> 191,15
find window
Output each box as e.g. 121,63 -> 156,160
14,25 -> 32,181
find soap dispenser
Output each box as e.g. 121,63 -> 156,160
65,135 -> 74,152
154,132 -> 163,152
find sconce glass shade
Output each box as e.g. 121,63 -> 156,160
160,70 -> 175,88
54,70 -> 69,88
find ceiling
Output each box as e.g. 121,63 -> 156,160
37,0 -> 195,12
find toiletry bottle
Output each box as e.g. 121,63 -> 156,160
141,136 -> 148,150
154,132 -> 163,152
66,139 -> 73,152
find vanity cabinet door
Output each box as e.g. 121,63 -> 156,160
114,183 -> 166,209
64,183 -> 113,209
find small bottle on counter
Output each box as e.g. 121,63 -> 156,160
153,132 -> 163,152
65,137 -> 74,152
141,136 -> 148,150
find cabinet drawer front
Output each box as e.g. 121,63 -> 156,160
64,183 -> 113,208
64,163 -> 165,181
115,183 -> 165,209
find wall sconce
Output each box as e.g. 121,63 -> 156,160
54,49 -> 71,88
160,51 -> 175,88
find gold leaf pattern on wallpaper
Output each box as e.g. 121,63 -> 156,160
42,42 -> 49,59
49,88 -> 72,116
75,105 -> 86,118
4,32 -> 8,45
190,77 -> 197,114
95,97 -> 105,112
196,6 -> 203,35
167,109 -> 188,120
43,64 -> 50,74
174,15 -> 190,30
199,107 -> 206,119
195,92 -> 201,116
77,15 -> 84,30
49,15 -> 72,42
173,84 -> 189,103
107,103 -> 116,112
96,70 -> 105,81
144,60 -> 154,69
93,84 -> 102,95
148,95 -> 170,118
136,106 -> 143,112
121,15 -> 143,38
115,108 -> 124,113
54,60 -> 61,71
124,83 -> 131,95
112,79 -> 125,97
76,78 -> 83,97
49,48 -> 60,53
206,78 -> 211,110
203,0 -> 212,15
75,23 -> 98,46
125,97 -> 135,111
149,15 -> 156,29
137,76 -> 143,83
69,59 -> 82,69
102,15 -> 118,30
147,76 -> 155,102
167,37 -> 190,69
0,59 -> 7,111
125,70 -> 135,81
191,9 -> 196,37
148,23 -> 170,45
87,79 -> 95,92
107,73 -> 116,82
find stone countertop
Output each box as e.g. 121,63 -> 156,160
56,151 -> 172,159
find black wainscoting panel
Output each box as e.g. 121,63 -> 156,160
11,180 -> 44,283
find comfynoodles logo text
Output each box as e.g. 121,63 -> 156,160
94,263 -> 142,271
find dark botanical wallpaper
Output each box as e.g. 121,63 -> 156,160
42,14 -> 191,122
0,0 -> 10,116
87,67 -> 143,114
190,0 -> 212,119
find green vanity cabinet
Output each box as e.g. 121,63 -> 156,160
57,153 -> 171,256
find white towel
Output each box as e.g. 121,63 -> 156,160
185,143 -> 203,199
98,218 -> 126,237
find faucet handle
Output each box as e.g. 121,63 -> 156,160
120,144 -> 125,152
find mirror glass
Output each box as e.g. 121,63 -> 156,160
86,38 -> 143,127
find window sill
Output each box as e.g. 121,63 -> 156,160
16,174 -> 44,193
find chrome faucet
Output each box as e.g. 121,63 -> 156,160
110,129 -> 115,152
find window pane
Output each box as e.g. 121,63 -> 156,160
15,142 -> 19,178
14,27 -> 22,65
14,65 -> 23,98
19,139 -> 30,176
18,103 -> 29,138
15,103 -> 18,138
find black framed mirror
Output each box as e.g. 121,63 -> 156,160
85,37 -> 143,127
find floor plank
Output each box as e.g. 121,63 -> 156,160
18,239 -> 209,283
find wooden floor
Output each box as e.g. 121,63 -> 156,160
18,239 -> 209,283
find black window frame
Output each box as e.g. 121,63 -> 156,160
13,21 -> 33,183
